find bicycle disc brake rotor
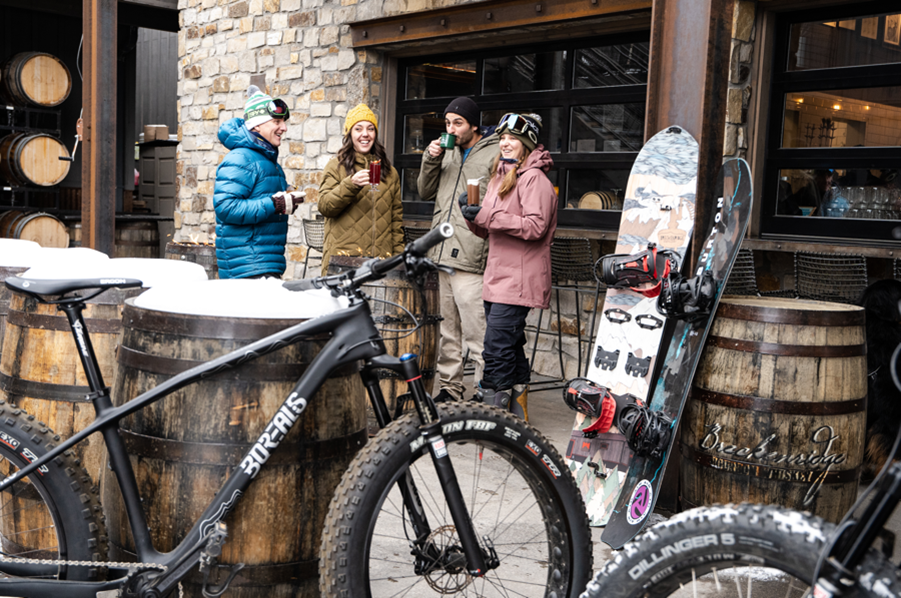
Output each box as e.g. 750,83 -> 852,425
421,525 -> 471,593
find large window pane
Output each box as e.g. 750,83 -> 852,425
788,14 -> 901,71
782,88 -> 901,148
401,168 -> 424,203
570,104 -> 644,152
403,112 -> 445,154
566,169 -> 630,210
775,167 -> 900,219
406,61 -> 477,100
481,108 -> 566,153
483,52 -> 566,94
574,43 -> 650,88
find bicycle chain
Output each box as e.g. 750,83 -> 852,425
5,556 -> 184,597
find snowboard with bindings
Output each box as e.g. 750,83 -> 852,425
564,126 -> 699,526
600,157 -> 753,549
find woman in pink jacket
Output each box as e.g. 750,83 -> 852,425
461,113 -> 558,421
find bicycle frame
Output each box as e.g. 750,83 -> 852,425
0,280 -> 484,597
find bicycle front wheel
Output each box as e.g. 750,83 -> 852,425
321,402 -> 593,598
0,403 -> 108,583
583,503 -> 901,598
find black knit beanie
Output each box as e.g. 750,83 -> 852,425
444,96 -> 480,127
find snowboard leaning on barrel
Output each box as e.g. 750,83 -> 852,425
601,157 -> 753,549
565,126 -> 699,526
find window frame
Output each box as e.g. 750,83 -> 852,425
761,2 -> 901,243
393,31 -> 650,230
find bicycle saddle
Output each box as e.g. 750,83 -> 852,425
5,276 -> 143,299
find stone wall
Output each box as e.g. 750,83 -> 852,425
724,0 -> 756,159
174,0 -> 490,278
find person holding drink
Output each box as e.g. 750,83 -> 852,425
319,104 -> 404,274
417,96 -> 498,403
460,113 -> 557,421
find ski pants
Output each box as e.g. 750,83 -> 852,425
481,301 -> 531,391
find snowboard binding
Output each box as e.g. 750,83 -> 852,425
596,244 -> 677,297
656,270 -> 717,322
617,403 -> 673,459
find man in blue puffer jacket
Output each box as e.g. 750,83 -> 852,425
214,85 -> 304,279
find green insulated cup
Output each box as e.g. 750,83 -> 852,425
439,133 -> 456,149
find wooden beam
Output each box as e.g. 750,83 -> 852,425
350,0 -> 652,48
644,0 -> 734,515
645,0 -> 734,269
82,0 -> 117,255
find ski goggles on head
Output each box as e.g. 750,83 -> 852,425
496,113 -> 540,144
268,99 -> 290,119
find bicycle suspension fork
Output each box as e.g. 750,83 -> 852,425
362,354 -> 492,577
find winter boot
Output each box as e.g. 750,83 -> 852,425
511,384 -> 529,422
478,386 -> 513,412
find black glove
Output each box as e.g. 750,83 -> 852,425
457,191 -> 469,209
461,205 -> 481,222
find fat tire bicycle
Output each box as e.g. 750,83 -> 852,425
582,343 -> 901,598
0,223 -> 592,598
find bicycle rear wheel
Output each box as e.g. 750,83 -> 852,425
320,402 -> 592,598
0,402 -> 107,582
583,503 -> 901,598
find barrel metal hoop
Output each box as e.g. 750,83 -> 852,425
226,558 -> 318,586
681,442 -> 860,484
122,305 -> 324,340
7,309 -> 122,334
716,302 -> 865,326
375,367 -> 435,380
706,336 -> 866,358
117,344 -> 309,380
0,371 -> 90,402
691,388 -> 866,416
118,427 -> 368,466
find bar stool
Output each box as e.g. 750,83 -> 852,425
722,248 -> 760,296
529,237 -> 601,387
795,251 -> 867,303
300,218 -> 325,278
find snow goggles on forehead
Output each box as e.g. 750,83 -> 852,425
496,113 -> 540,143
268,99 -> 290,119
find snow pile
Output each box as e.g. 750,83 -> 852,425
134,278 -> 345,319
0,241 -> 97,268
23,257 -> 206,288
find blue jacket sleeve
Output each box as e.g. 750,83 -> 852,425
214,154 -> 279,225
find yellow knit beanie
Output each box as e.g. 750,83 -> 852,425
344,104 -> 378,135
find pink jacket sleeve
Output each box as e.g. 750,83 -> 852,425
474,171 -> 556,240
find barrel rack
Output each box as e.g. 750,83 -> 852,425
0,105 -> 65,211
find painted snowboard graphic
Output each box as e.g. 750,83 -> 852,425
601,157 -> 753,549
565,126 -> 698,526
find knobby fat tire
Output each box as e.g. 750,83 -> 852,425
320,402 -> 593,598
582,503 -> 901,598
0,401 -> 108,582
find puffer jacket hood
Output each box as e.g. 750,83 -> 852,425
213,117 -> 289,279
465,145 -> 558,309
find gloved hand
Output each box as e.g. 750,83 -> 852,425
457,191 -> 469,209
461,204 -> 481,222
272,190 -> 306,215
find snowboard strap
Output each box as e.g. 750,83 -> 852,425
597,245 -> 675,298
656,270 -> 717,322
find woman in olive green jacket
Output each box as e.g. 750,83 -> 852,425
318,104 -> 404,274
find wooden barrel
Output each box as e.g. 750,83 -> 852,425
0,132 -> 71,187
0,287 -> 139,486
115,220 -> 159,258
0,52 -> 72,107
0,210 -> 69,247
165,241 -> 219,279
680,296 -> 867,523
0,265 -> 27,364
327,255 -> 439,434
68,221 -> 81,247
103,301 -> 368,598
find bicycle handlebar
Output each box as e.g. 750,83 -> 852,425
283,222 -> 454,294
